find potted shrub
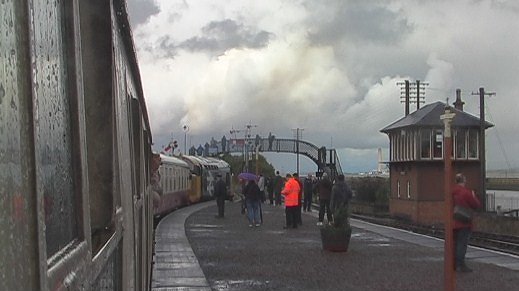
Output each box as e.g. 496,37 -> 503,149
319,206 -> 352,252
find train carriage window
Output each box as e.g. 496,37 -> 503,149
80,0 -> 116,255
33,0 -> 81,258
130,98 -> 143,197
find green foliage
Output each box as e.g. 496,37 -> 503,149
349,176 -> 389,205
219,153 -> 275,177
332,206 -> 350,229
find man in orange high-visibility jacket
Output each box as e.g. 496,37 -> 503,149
282,174 -> 301,229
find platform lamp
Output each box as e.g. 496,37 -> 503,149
182,125 -> 189,155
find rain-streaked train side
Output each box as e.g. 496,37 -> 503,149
153,154 -> 232,218
2,1 -> 153,290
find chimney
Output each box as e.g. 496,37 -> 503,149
453,89 -> 465,111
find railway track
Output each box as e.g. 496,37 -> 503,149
350,213 -> 519,256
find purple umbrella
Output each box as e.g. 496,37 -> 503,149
238,172 -> 257,181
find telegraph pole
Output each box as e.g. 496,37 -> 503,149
292,128 -> 304,174
398,80 -> 427,115
405,80 -> 410,115
471,87 -> 495,210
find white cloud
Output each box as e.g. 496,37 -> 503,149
128,0 -> 519,171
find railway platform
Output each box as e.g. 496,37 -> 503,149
152,201 -> 519,291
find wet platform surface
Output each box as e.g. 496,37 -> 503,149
152,201 -> 519,291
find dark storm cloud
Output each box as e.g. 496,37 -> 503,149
127,0 -> 160,27
178,19 -> 273,56
306,1 -> 413,46
157,35 -> 178,58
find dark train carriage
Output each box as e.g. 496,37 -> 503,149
1,1 -> 153,290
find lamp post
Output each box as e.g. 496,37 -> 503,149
440,105 -> 456,291
182,125 -> 189,155
292,128 -> 304,174
244,123 -> 257,172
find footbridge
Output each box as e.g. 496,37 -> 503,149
223,138 -> 343,179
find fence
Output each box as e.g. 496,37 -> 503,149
486,191 -> 519,213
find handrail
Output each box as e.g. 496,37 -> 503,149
223,138 -> 344,177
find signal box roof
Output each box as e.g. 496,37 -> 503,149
380,101 -> 493,133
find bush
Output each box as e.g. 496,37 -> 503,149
332,206 -> 350,229
349,177 -> 389,205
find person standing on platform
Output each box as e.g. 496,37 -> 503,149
214,174 -> 228,218
273,171 -> 283,206
452,173 -> 481,272
244,179 -> 262,227
257,173 -> 265,223
268,132 -> 275,150
293,173 -> 303,226
316,173 -> 333,226
258,174 -> 266,203
281,174 -> 300,229
303,174 -> 314,212
267,176 -> 274,205
330,174 -> 352,215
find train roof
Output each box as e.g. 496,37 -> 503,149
180,155 -> 230,170
159,154 -> 189,168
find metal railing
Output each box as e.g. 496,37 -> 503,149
225,138 -> 343,178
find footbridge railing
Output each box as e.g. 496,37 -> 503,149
223,138 -> 343,178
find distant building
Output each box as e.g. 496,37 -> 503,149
380,95 -> 493,225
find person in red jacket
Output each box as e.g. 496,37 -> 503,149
452,173 -> 481,272
282,174 -> 301,229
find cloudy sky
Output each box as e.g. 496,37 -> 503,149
126,0 -> 519,173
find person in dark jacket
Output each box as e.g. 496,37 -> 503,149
214,174 -> 228,218
330,174 -> 352,213
293,173 -> 303,225
452,173 -> 481,272
316,173 -> 333,225
273,171 -> 283,206
266,177 -> 274,205
303,174 -> 314,212
244,179 -> 262,227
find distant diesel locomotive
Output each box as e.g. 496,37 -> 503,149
152,154 -> 231,218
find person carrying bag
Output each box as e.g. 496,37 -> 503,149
452,173 -> 481,272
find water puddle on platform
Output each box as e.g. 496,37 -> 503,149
369,243 -> 391,247
352,232 -> 393,247
191,224 -> 224,228
409,256 -> 443,262
213,279 -> 270,290
264,230 -> 285,235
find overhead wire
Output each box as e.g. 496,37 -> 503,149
484,103 -> 512,173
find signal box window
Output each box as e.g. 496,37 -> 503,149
468,129 -> 478,159
455,130 -> 467,159
420,129 -> 431,159
433,130 -> 443,159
